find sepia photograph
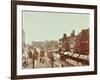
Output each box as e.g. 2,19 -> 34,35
22,11 -> 89,69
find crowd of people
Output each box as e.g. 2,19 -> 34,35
22,45 -> 46,68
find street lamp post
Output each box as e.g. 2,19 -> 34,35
33,57 -> 34,68
51,52 -> 54,68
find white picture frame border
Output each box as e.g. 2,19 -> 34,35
17,5 -> 94,75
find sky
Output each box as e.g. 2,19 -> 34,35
22,11 -> 89,44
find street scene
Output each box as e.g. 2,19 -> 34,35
22,11 -> 89,69
22,29 -> 89,69
22,42 -> 74,69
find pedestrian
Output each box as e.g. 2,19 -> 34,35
40,48 -> 45,64
61,64 -> 64,67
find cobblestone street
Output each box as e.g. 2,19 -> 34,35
34,56 -> 52,68
23,52 -> 74,69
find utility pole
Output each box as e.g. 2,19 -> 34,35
51,52 -> 54,68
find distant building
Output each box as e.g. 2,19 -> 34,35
22,29 -> 25,47
58,33 -> 68,51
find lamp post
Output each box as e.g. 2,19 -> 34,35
51,52 -> 55,68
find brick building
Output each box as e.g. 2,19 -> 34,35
59,29 -> 89,54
